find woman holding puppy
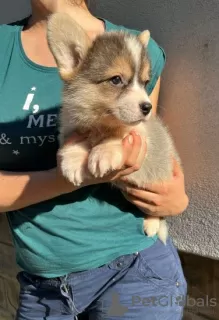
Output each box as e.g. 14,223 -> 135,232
0,0 -> 188,319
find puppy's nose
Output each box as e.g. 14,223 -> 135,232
139,102 -> 152,116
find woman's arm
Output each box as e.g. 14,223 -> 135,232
0,132 -> 144,213
0,168 -> 79,213
0,134 -> 86,213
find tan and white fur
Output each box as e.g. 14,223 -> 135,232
47,13 -> 181,244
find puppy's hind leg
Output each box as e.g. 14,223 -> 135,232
143,216 -> 168,245
157,219 -> 168,245
143,216 -> 161,238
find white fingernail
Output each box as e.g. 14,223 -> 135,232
128,135 -> 133,144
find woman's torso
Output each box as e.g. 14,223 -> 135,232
0,18 -> 165,278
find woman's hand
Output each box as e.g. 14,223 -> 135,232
121,158 -> 189,217
55,131 -> 147,194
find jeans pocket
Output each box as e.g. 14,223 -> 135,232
136,240 -> 183,290
168,240 -> 188,295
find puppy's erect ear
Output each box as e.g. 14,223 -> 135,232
47,13 -> 91,81
138,30 -> 150,48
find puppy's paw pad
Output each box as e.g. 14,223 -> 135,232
144,218 -> 161,237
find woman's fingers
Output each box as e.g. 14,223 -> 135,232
123,187 -> 161,205
120,133 -> 135,167
121,191 -> 160,216
116,131 -> 146,179
123,131 -> 142,168
117,131 -> 146,176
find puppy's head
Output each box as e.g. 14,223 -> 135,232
47,13 -> 152,129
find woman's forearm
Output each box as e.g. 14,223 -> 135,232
0,169 -> 79,213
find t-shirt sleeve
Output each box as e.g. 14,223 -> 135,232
0,23 -> 16,68
0,24 -> 11,72
146,37 -> 166,95
0,19 -> 28,81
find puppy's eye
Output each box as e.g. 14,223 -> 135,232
110,76 -> 123,86
145,80 -> 150,86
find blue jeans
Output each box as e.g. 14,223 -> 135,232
16,238 -> 187,319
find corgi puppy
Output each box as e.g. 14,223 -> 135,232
47,13 -> 181,244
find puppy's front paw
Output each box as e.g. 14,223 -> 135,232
61,159 -> 84,186
143,217 -> 161,237
88,144 -> 123,178
59,144 -> 88,186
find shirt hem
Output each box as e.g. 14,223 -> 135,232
18,237 -> 158,278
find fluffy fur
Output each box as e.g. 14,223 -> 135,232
47,13 -> 181,244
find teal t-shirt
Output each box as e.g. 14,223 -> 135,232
0,17 -> 166,278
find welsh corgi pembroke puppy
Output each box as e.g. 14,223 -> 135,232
47,13 -> 181,244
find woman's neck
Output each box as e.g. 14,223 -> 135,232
21,0 -> 105,68
29,0 -> 104,35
